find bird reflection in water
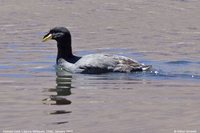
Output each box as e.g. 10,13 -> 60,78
42,69 -> 72,125
43,68 -> 72,107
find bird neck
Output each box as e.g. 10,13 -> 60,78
56,40 -> 73,64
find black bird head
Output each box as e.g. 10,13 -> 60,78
42,27 -> 71,44
42,27 -> 79,64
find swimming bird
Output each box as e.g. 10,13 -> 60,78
42,27 -> 151,74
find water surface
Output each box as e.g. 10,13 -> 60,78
0,0 -> 200,133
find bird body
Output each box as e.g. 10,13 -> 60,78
43,27 -> 151,74
58,54 -> 150,74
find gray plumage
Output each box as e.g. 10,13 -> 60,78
58,54 -> 151,74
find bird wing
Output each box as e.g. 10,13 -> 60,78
75,54 -> 117,73
75,54 -> 149,73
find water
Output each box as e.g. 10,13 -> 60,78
1,0 -> 200,133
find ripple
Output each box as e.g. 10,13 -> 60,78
0,65 -> 16,70
0,73 -> 32,78
165,60 -> 192,64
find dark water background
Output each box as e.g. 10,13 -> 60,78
0,0 -> 200,133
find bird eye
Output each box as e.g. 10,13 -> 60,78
53,32 -> 64,38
